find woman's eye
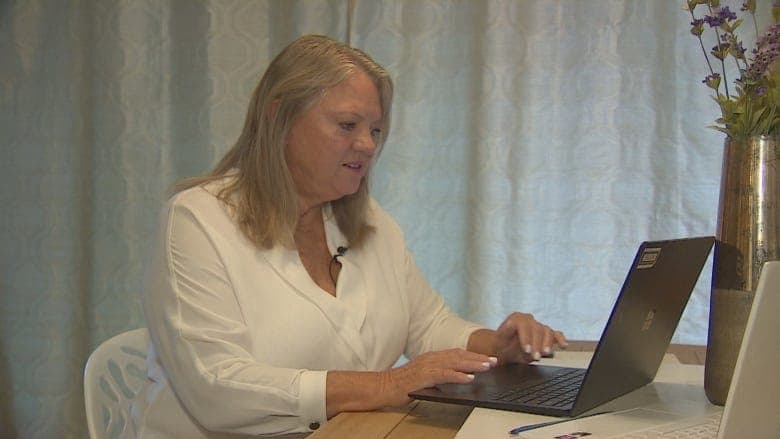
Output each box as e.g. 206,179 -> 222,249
371,128 -> 382,138
339,122 -> 356,131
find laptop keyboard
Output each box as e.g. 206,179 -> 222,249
615,412 -> 722,438
490,367 -> 585,408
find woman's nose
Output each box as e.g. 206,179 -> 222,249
354,129 -> 377,155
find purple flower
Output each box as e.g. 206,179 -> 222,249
756,23 -> 780,49
703,14 -> 724,27
732,41 -> 747,59
703,73 -> 721,90
684,0 -> 779,139
746,24 -> 780,79
704,6 -> 739,27
690,18 -> 705,36
711,43 -> 730,60
718,6 -> 738,21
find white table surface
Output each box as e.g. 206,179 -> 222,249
455,351 -> 717,438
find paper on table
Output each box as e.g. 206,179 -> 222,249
518,403 -> 722,439
455,351 -> 705,439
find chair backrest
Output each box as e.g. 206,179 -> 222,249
84,328 -> 149,439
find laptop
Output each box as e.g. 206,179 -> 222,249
520,259 -> 780,438
715,260 -> 780,437
409,236 -> 715,418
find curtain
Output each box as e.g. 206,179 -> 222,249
2,1 -> 769,437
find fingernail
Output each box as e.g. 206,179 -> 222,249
533,352 -> 541,361
524,344 -> 532,354
465,374 -> 475,381
481,362 -> 491,369
543,346 -> 551,355
488,356 -> 498,366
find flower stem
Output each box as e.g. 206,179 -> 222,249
751,11 -> 759,40
688,8 -> 716,75
697,36 -> 716,74
707,3 -> 731,99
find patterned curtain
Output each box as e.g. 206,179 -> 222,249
2,1 -> 770,437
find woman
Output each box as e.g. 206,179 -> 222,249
133,34 -> 566,437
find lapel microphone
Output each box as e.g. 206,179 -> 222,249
329,246 -> 348,284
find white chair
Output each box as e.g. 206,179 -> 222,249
84,328 -> 149,439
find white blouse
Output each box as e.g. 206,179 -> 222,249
131,182 -> 483,437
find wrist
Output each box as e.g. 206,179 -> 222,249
377,365 -> 415,408
325,370 -> 391,417
376,369 -> 398,406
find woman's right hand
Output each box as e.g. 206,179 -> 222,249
378,348 -> 498,407
326,349 -> 496,417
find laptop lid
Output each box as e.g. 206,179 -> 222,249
572,236 -> 715,414
409,236 -> 714,417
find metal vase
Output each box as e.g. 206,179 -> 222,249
707,135 -> 780,405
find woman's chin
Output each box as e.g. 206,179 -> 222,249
336,188 -> 360,200
342,181 -> 364,196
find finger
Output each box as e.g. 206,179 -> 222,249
530,324 -> 544,361
422,349 -> 496,372
449,348 -> 496,364
554,330 -> 568,348
448,349 -> 498,371
495,318 -> 527,360
420,370 -> 476,388
405,368 -> 459,391
541,326 -> 556,357
415,363 -> 481,388
540,329 -> 568,358
512,314 -> 538,359
454,357 -> 498,373
427,367 -> 474,384
501,313 -> 533,354
450,371 -> 477,384
496,318 -> 518,343
507,345 -> 534,364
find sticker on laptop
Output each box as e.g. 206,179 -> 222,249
636,247 -> 661,269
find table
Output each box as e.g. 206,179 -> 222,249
308,341 -> 707,439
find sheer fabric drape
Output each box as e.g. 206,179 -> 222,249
2,0 -> 749,437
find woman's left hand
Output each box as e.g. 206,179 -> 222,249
492,312 -> 567,364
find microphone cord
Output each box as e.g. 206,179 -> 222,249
329,246 -> 348,284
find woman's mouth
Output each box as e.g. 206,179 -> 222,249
343,162 -> 363,171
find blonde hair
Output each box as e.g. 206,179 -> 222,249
175,34 -> 393,249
